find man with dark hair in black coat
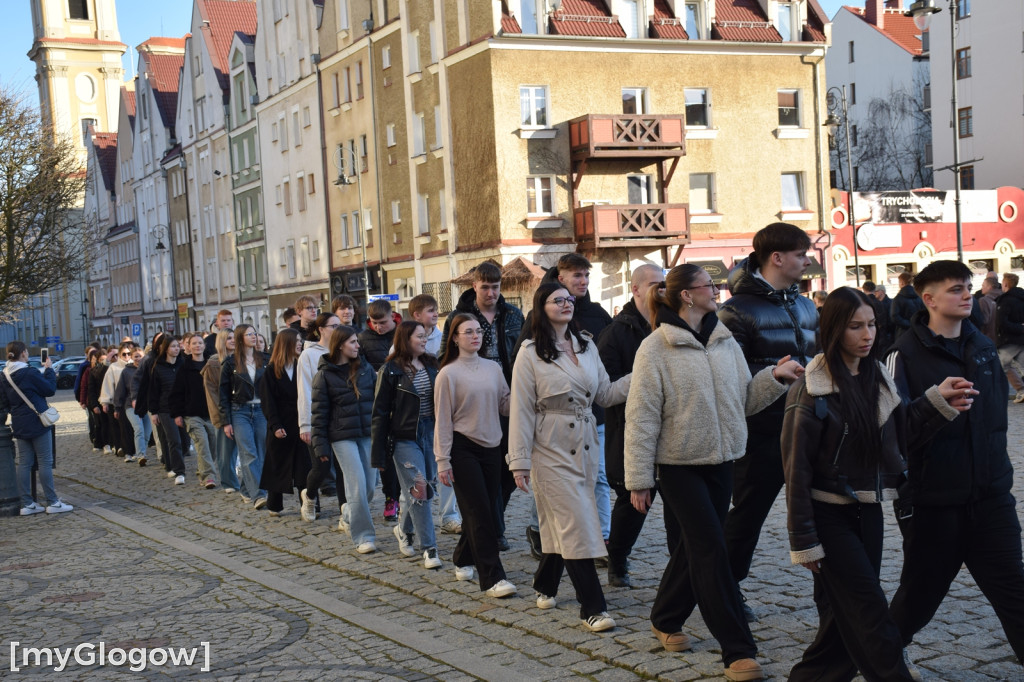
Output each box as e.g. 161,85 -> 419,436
718,223 -> 817,620
891,271 -> 925,339
886,260 -> 1024,666
597,263 -> 680,587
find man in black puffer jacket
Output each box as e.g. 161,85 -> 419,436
891,271 -> 925,339
886,260 -> 1024,665
996,273 -> 1024,403
718,223 -> 818,620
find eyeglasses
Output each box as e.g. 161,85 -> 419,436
322,323 -> 340,330
546,296 -> 576,308
688,282 -> 719,291
458,329 -> 483,337
304,306 -> 318,312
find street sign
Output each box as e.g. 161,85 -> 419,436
30,340 -> 38,346
132,323 -> 142,336
56,343 -> 65,352
368,293 -> 400,302
45,336 -> 60,343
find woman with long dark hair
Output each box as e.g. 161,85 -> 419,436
782,287 -> 971,681
86,347 -> 110,453
435,312 -> 514,596
509,282 -> 630,632
310,325 -> 377,551
202,330 -> 240,492
625,264 -> 802,680
170,334 -> 218,488
371,321 -> 442,570
147,335 -> 189,485
259,328 -> 308,516
220,324 -> 269,509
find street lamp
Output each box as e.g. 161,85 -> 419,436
333,145 -> 373,308
905,0 -> 964,263
152,223 -> 179,331
824,85 -> 862,286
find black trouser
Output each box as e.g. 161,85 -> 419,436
304,443 -> 345,507
87,409 -> 101,448
381,456 -> 399,503
651,462 -> 756,666
117,410 -> 135,455
723,428 -> 785,583
104,410 -> 121,452
493,415 -> 515,539
534,553 -> 607,619
450,432 -> 506,591
790,501 -> 911,682
607,483 -> 682,571
890,494 -> 1024,664
155,413 -> 186,476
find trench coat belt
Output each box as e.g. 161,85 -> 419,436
538,405 -> 592,421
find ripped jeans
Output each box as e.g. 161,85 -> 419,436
392,416 -> 437,551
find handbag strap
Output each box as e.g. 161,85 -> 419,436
2,366 -> 43,417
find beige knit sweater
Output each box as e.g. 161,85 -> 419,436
433,355 -> 510,473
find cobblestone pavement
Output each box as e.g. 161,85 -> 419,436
2,391 -> 1024,680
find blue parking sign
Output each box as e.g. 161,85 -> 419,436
132,323 -> 142,336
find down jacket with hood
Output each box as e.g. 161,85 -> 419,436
310,355 -> 376,461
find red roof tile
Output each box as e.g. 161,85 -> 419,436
804,0 -> 829,41
92,132 -> 118,192
197,0 -> 258,97
844,6 -> 922,55
714,0 -> 782,41
143,51 -> 185,130
651,0 -> 688,39
551,0 -> 626,38
138,36 -> 189,50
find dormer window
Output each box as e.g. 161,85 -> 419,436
777,1 -> 797,41
684,1 -> 705,39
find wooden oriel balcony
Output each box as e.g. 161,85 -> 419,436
569,114 -> 686,159
574,203 -> 690,249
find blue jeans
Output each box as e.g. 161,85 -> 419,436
125,409 -> 150,458
231,403 -> 267,500
185,416 -> 217,482
332,437 -> 376,545
15,431 -> 58,507
527,424 -> 610,539
215,427 -> 239,491
393,417 -> 437,551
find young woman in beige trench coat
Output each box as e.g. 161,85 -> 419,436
509,281 -> 631,633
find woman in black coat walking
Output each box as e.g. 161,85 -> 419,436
147,335 -> 188,485
259,328 -> 308,516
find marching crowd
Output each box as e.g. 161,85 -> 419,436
4,221 -> 1024,681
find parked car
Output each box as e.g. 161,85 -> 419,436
56,360 -> 86,390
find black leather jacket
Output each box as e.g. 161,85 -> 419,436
310,356 -> 376,461
442,288 -> 525,384
218,352 -> 269,424
370,360 -> 437,469
718,257 -> 818,431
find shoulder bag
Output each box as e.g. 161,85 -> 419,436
2,366 -> 60,427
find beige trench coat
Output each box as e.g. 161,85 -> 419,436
507,334 -> 631,559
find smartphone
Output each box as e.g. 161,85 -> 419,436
40,348 -> 48,363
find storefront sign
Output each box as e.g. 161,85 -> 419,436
853,190 -> 998,224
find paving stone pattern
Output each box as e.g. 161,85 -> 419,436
2,392 -> 1023,680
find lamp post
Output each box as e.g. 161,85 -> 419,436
333,145 -> 373,308
824,85 -> 862,286
905,0 -> 964,263
152,223 -> 178,332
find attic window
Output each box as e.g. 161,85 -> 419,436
69,0 -> 89,20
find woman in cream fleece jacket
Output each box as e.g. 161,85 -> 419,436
624,263 -> 801,682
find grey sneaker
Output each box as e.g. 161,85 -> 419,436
300,489 -> 317,522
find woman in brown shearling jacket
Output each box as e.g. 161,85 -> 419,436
781,287 -> 971,682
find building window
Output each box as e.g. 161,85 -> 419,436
925,143 -> 933,165
520,85 -> 548,128
340,213 -> 349,249
620,0 -> 640,39
684,2 -> 704,39
69,0 -> 89,20
292,111 -> 302,146
526,176 -> 554,215
343,67 -> 351,102
689,173 -> 715,213
296,176 -> 306,211
627,175 -> 653,204
960,165 -> 975,189
283,180 -> 292,215
355,61 -> 364,99
853,166 -> 860,187
413,113 -> 426,156
684,88 -> 710,127
386,123 -> 396,147
286,240 -> 296,279
850,82 -> 856,104
956,47 -> 971,78
408,32 -> 420,74
777,90 -> 800,127
622,87 -> 647,115
359,135 -> 368,170
849,40 -> 855,62
777,1 -> 795,41
851,124 -> 858,147
923,84 -> 931,109
351,211 -> 362,247
958,107 -> 973,137
781,172 -> 805,210
418,194 -> 430,235
956,0 -> 969,19
381,45 -> 391,69
391,200 -> 401,224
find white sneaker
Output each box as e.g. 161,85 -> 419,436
441,519 -> 463,534
45,501 -> 73,514
536,593 -> 557,610
455,565 -> 476,581
423,547 -> 442,569
300,489 -> 317,522
20,502 -> 45,516
337,517 -> 350,533
166,471 -> 176,478
223,487 -> 236,494
485,580 -> 517,598
356,541 -> 377,554
394,524 -> 416,557
174,475 -> 185,485
124,454 -> 136,463
1015,392 -> 1024,404
103,445 -> 112,454
582,612 -> 615,632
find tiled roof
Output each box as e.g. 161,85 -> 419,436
144,51 -> 185,130
138,36 -> 188,50
804,0 -> 829,41
651,0 -> 688,39
714,0 -> 782,41
92,132 -> 118,192
844,6 -> 922,55
501,11 -> 522,34
160,143 -> 183,166
550,0 -> 626,38
197,0 -> 258,97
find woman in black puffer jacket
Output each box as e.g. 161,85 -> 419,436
310,325 -> 376,551
147,335 -> 188,484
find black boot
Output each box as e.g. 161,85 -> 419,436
608,556 -> 631,588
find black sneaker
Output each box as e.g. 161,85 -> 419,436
741,598 -> 758,623
497,535 -> 510,552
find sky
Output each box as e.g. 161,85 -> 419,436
1,0 -> 195,108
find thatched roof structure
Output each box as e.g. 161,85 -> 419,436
449,257 -> 547,287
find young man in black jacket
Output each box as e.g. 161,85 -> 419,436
718,223 -> 817,620
886,260 -> 1024,665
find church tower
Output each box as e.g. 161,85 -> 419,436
27,0 -> 126,165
